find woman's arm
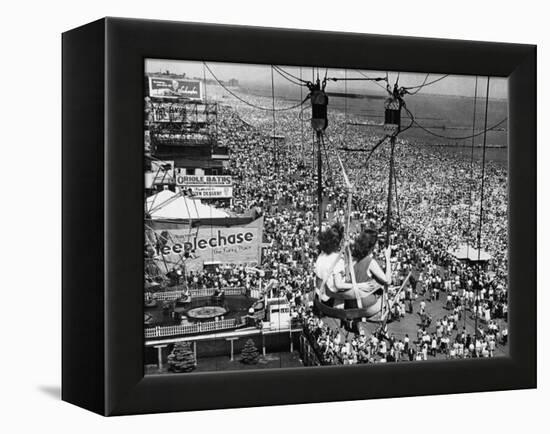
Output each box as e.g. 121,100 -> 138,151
333,271 -> 355,290
369,249 -> 392,285
333,270 -> 373,291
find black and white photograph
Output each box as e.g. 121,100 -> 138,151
143,59 -> 509,374
0,0 -> 543,428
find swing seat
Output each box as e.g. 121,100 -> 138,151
317,276 -> 382,301
314,293 -> 388,321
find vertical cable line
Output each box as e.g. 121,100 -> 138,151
311,67 -> 316,177
270,65 -> 278,174
393,162 -> 401,229
467,76 -> 478,258
343,69 -> 348,209
474,76 -> 490,340
344,69 -> 348,141
381,135 -> 396,325
145,166 -> 166,213
300,67 -> 305,166
477,77 -> 490,261
320,133 -> 333,181
270,65 -> 282,326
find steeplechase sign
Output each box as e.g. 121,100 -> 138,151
149,217 -> 264,271
148,77 -> 203,100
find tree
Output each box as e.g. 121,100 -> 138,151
167,342 -> 196,373
240,339 -> 260,365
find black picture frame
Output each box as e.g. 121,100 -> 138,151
62,17 -> 536,416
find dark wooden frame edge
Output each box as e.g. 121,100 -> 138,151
62,17 -> 536,416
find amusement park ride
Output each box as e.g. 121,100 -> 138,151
305,75 -> 412,325
145,65 -> 496,338
298,69 -> 495,335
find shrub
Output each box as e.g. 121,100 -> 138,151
167,342 -> 196,373
240,339 -> 260,364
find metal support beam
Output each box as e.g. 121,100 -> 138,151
226,337 -> 238,361
154,345 -> 167,371
381,135 -> 396,323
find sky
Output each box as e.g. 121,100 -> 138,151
145,58 -> 508,99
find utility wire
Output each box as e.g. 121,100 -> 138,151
204,62 -> 307,112
273,65 -> 310,84
327,76 -> 387,82
300,67 -> 305,166
393,159 -> 401,229
272,65 -> 308,87
338,104 -> 412,153
410,117 -> 507,141
320,132 -> 334,180
339,135 -> 389,163
358,70 -> 388,91
467,76 -> 478,257
477,77 -> 490,261
402,74 -> 449,91
271,65 -> 278,173
400,105 -> 416,134
473,76 -> 491,339
344,69 -> 348,141
405,73 -> 430,95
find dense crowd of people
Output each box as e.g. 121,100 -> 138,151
145,83 -> 510,364
303,310 -> 507,364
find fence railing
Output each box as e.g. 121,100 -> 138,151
146,290 -> 186,301
189,287 -> 247,297
249,289 -> 261,299
145,286 -> 258,301
145,318 -> 237,339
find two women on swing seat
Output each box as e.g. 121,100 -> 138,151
314,222 -> 392,318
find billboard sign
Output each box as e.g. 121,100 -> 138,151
175,174 -> 232,186
151,104 -> 187,123
148,77 -> 203,100
181,185 -> 233,199
175,174 -> 233,199
145,160 -> 175,188
149,217 -> 263,271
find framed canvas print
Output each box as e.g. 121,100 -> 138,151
62,18 -> 536,416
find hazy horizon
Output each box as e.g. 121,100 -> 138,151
145,58 -> 508,100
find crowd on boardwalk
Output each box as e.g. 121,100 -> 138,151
147,84 -> 509,364
307,319 -> 506,364
302,293 -> 507,364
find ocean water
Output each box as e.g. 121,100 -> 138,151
239,83 -> 508,165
